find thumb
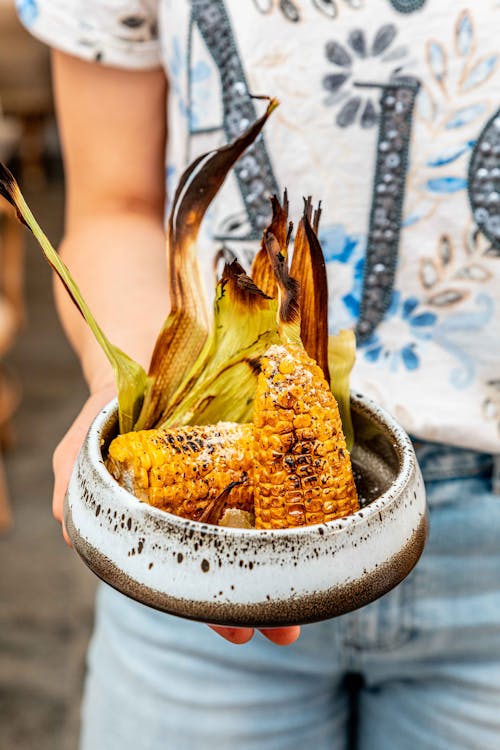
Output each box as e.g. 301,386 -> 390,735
52,386 -> 116,544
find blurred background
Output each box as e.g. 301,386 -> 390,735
0,3 -> 97,747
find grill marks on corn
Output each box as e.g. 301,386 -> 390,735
107,423 -> 253,521
107,344 -> 359,529
252,344 -> 359,530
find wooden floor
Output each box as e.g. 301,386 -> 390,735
0,175 -> 96,750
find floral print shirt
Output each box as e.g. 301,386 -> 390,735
18,0 -> 500,453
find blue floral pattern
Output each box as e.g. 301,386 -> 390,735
190,61 -> 212,130
432,293 -> 494,389
16,0 -> 38,25
168,37 -> 190,124
168,36 -> 213,131
405,9 -> 498,227
361,291 -> 437,372
320,224 -> 366,331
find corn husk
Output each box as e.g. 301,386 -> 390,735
290,198 -> 330,383
0,95 -> 358,447
135,97 -> 279,430
0,98 -> 279,435
328,329 -> 356,451
159,261 -> 280,427
250,191 -> 291,299
0,166 -> 147,433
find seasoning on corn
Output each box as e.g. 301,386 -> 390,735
252,344 -> 359,530
107,423 -> 253,521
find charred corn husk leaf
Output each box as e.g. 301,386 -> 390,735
158,260 -> 280,428
328,330 -> 356,452
290,198 -> 330,383
250,191 -> 291,299
136,97 -> 279,431
107,422 -> 253,521
199,477 -> 249,525
252,343 -> 359,530
264,230 -> 301,346
0,164 -> 147,433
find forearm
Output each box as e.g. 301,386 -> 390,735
55,212 -> 170,393
50,51 -> 168,393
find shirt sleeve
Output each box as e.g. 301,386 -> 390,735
16,0 -> 162,70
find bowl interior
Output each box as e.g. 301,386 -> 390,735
350,400 -> 401,508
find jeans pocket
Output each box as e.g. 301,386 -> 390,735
343,566 -> 420,653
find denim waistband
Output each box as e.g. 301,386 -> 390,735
411,438 -> 497,487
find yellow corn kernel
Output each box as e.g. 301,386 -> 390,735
107,422 -> 253,522
252,344 -> 359,530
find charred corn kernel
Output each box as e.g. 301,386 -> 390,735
107,423 -> 253,521
252,344 -> 359,530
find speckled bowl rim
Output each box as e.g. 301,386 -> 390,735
67,391 -> 427,626
93,391 -> 415,538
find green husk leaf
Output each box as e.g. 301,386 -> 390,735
0,164 -> 147,433
159,260 -> 280,427
290,197 -> 330,383
328,329 -> 356,451
135,97 -> 280,430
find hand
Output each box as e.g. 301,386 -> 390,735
52,384 -> 116,545
210,624 -> 301,645
52,385 -> 301,645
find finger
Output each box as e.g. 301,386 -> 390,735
209,625 -> 255,644
52,456 -> 74,522
61,517 -> 73,548
259,626 -> 301,645
52,446 -> 80,525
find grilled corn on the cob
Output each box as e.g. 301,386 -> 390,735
107,423 -> 253,520
252,344 -> 358,529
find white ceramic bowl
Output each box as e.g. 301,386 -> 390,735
64,394 -> 428,627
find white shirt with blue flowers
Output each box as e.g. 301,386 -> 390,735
18,0 -> 500,453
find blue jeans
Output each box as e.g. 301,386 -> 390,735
81,444 -> 500,750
